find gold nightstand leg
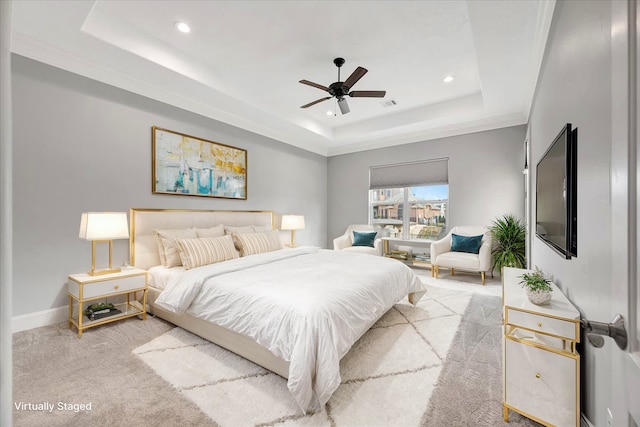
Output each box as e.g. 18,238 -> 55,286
77,301 -> 83,338
68,295 -> 73,329
142,289 -> 147,320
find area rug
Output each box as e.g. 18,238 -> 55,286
133,282 -> 510,427
422,292 -> 540,426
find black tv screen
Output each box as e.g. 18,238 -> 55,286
535,123 -> 577,259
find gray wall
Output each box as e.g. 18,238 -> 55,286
11,55 -> 327,316
327,126 -> 526,248
527,0 -> 612,424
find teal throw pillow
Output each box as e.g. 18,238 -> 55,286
450,233 -> 483,254
352,231 -> 377,248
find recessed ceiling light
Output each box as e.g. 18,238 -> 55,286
443,75 -> 455,83
175,21 -> 191,33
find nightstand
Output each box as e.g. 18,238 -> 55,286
68,268 -> 148,338
502,267 -> 580,426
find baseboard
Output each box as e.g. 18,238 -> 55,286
581,413 -> 595,427
12,305 -> 67,333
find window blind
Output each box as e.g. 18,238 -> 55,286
369,158 -> 448,189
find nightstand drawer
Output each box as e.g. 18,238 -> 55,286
69,274 -> 146,299
506,308 -> 578,341
505,339 -> 577,427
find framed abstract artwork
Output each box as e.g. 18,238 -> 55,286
152,126 -> 247,200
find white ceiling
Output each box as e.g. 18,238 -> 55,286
10,0 -> 555,156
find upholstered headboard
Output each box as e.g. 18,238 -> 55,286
129,208 -> 275,270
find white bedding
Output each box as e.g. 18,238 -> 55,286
147,265 -> 185,290
155,247 -> 426,412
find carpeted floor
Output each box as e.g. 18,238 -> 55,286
13,272 -> 540,427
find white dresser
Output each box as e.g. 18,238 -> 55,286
502,267 -> 581,427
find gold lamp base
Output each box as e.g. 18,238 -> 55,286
286,230 -> 299,248
87,240 -> 120,276
88,267 -> 121,276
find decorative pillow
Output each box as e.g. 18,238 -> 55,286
174,235 -> 239,270
224,225 -> 255,235
253,225 -> 273,232
352,231 -> 377,248
232,230 -> 283,257
195,225 -> 225,238
154,228 -> 198,267
450,233 -> 483,254
154,233 -> 168,266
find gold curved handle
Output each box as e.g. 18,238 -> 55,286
114,284 -> 119,290
535,373 -> 541,379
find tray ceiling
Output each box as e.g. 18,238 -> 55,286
11,0 -> 555,156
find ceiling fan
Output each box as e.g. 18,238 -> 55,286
299,57 -> 386,115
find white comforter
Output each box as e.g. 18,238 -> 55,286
155,247 -> 426,412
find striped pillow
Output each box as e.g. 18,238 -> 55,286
174,235 -> 239,270
154,228 -> 198,268
232,231 -> 283,257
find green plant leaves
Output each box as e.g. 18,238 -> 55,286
518,267 -> 553,292
489,214 -> 526,275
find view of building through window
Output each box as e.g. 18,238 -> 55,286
369,185 -> 448,240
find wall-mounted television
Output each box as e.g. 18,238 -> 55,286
535,123 -> 577,259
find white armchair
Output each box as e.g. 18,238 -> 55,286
430,226 -> 493,285
333,224 -> 383,256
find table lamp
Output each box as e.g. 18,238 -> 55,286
79,212 -> 129,275
281,215 -> 305,247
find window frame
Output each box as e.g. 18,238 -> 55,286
369,184 -> 448,241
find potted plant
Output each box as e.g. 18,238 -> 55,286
489,214 -> 526,276
519,267 -> 553,305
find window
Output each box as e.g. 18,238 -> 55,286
369,185 -> 448,240
369,159 -> 448,240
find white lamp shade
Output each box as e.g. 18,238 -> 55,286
281,215 -> 305,230
79,212 -> 129,240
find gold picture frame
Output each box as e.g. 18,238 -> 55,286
152,126 -> 247,200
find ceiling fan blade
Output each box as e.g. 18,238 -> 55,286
343,66 -> 368,89
299,80 -> 329,92
349,90 -> 386,98
301,97 -> 332,109
337,98 -> 350,114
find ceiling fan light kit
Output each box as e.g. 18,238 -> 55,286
299,57 -> 386,114
337,98 -> 350,114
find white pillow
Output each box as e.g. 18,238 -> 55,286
195,225 -> 225,238
174,235 -> 239,270
154,228 -> 198,268
224,225 -> 255,235
253,225 -> 273,232
232,230 -> 283,257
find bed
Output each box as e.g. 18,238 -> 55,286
129,208 -> 426,412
